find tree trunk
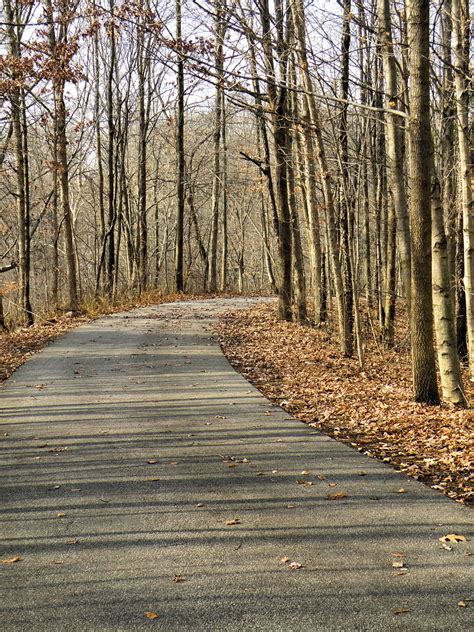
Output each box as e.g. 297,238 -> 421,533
292,0 -> 346,349
4,0 -> 33,326
432,176 -> 467,405
452,0 -> 474,377
339,0 -> 354,356
407,0 -> 439,404
137,7 -> 149,293
259,0 -> 292,320
377,0 -> 411,311
105,0 -> 116,300
219,89 -> 228,292
208,0 -> 226,292
382,201 -> 397,348
175,0 -> 185,292
45,0 -> 79,312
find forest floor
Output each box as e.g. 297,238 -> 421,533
216,302 -> 474,506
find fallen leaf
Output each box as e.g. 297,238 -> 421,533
228,463 -> 237,468
196,503 -> 204,508
301,470 -> 310,475
173,574 -> 186,583
144,612 -> 159,620
288,561 -> 304,570
272,469 -> 278,474
326,492 -> 347,500
280,556 -> 290,563
439,534 -> 468,544
392,560 -> 405,568
66,539 -> 78,545
51,560 -> 64,565
2,556 -> 22,564
458,601 -> 467,608
146,477 -> 160,482
147,460 -> 158,465
317,475 -> 326,480
396,488 -> 407,494
225,519 -> 241,526
56,512 -> 66,517
394,608 -> 411,615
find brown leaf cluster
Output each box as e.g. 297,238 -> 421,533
217,303 -> 474,505
0,315 -> 88,384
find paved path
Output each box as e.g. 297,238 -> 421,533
0,298 -> 472,631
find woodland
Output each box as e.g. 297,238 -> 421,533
0,0 -> 473,495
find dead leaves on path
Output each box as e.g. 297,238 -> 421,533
144,611 -> 159,620
439,533 -> 468,544
172,574 -> 186,583
280,557 -> 304,570
2,556 -> 22,564
216,304 -> 474,505
326,492 -> 348,500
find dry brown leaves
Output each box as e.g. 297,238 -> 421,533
217,303 -> 474,505
0,316 -> 89,383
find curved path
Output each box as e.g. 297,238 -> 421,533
0,298 -> 472,631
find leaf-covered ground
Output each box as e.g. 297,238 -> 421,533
0,316 -> 90,383
217,303 -> 474,506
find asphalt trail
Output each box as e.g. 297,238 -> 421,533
0,298 -> 472,631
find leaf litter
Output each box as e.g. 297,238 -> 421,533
216,304 -> 474,505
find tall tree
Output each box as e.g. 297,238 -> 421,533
44,0 -> 79,312
432,176 -> 467,406
175,0 -> 185,292
377,0 -> 411,313
4,0 -> 33,325
407,0 -> 439,404
208,0 -> 227,292
452,0 -> 474,376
